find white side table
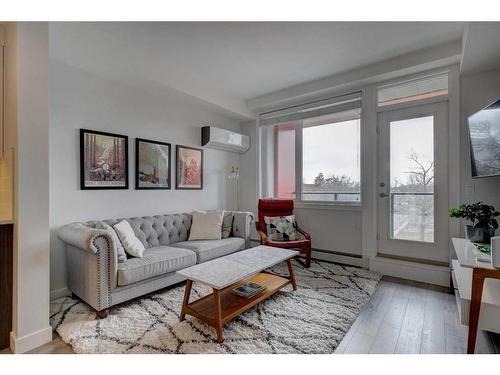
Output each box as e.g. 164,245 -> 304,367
451,238 -> 500,353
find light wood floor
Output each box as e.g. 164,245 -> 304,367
2,276 -> 499,354
336,277 -> 500,354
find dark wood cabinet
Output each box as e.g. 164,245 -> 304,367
0,224 -> 13,350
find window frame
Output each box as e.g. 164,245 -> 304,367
295,115 -> 362,207
260,107 -> 362,208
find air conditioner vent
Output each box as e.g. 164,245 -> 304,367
201,126 -> 250,153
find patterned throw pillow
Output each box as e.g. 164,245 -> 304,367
221,211 -> 234,239
264,215 -> 300,241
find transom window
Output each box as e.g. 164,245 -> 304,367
378,73 -> 448,107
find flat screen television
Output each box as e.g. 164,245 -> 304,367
467,98 -> 500,178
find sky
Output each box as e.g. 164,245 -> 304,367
302,119 -> 360,184
390,116 -> 434,187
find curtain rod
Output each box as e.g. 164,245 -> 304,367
258,91 -> 362,118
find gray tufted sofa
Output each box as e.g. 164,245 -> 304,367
57,211 -> 254,316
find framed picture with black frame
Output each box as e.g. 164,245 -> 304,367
80,129 -> 129,190
175,145 -> 203,190
135,138 -> 172,190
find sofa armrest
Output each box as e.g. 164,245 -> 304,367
295,225 -> 311,241
57,222 -> 109,254
57,223 -> 118,311
232,211 -> 255,248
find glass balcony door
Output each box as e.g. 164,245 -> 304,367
377,101 -> 449,263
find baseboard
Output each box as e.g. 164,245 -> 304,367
250,238 -> 363,267
50,287 -> 71,300
312,249 -> 362,267
369,255 -> 450,287
10,326 -> 52,353
250,239 -> 362,267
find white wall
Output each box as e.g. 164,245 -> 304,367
239,121 -> 259,213
49,61 -> 241,295
10,23 -> 52,353
293,207 -> 362,257
460,68 -> 500,211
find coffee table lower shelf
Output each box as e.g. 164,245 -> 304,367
179,271 -> 296,342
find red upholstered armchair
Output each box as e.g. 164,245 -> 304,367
256,199 -> 312,268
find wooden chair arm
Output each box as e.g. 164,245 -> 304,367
255,223 -> 268,244
295,225 -> 311,241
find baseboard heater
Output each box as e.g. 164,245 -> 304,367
250,239 -> 362,266
370,255 -> 450,287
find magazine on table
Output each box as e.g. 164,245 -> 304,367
232,282 -> 266,298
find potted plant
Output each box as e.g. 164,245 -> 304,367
449,202 -> 499,243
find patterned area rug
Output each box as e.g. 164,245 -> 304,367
50,260 -> 381,354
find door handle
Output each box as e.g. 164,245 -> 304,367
379,192 -> 389,198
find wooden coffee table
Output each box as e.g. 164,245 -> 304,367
176,246 -> 298,342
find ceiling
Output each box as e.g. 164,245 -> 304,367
461,22 -> 500,75
50,22 -> 467,119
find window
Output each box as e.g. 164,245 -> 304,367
260,93 -> 361,203
389,116 -> 434,242
378,73 -> 448,107
261,121 -> 297,199
302,110 -> 360,202
274,122 -> 296,199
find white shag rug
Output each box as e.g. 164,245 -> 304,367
50,260 -> 381,354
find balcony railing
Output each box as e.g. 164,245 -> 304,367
301,191 -> 361,202
300,191 -> 434,242
390,191 -> 434,242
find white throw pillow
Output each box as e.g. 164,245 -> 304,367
188,211 -> 224,241
113,220 -> 145,258
193,209 -> 233,238
96,222 -> 128,263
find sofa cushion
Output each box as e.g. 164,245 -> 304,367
117,246 -> 196,286
170,237 -> 245,263
188,211 -> 223,241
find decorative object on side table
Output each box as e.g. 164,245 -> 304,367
135,138 -> 171,189
449,201 -> 499,243
176,145 -> 203,190
80,129 -> 128,189
472,243 -> 491,254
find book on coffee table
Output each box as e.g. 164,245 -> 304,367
231,282 -> 266,298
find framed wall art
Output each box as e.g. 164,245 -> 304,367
176,145 -> 203,190
135,138 -> 171,189
80,129 -> 129,189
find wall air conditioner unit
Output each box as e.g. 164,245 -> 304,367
201,126 -> 250,153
